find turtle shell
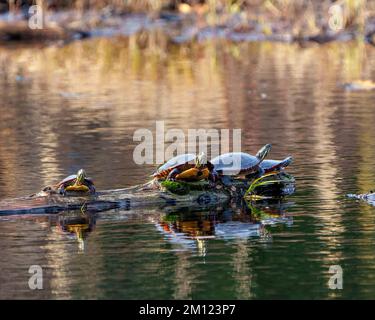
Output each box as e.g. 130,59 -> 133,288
260,156 -> 293,173
153,154 -> 196,179
211,152 -> 261,176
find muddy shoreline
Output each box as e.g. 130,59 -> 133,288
1,9 -> 374,46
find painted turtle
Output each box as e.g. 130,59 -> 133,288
153,153 -> 214,181
55,169 -> 96,195
260,156 -> 293,174
210,144 -> 271,181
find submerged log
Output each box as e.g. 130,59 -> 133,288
347,192 -> 375,206
0,173 -> 295,215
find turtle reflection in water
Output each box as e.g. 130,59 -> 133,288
56,212 -> 96,251
153,200 -> 292,255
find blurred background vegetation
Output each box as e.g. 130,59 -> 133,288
1,1 -> 374,38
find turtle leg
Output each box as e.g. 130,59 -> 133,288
209,169 -> 219,182
258,167 -> 265,177
88,184 -> 96,195
220,175 -> 233,186
208,170 -> 219,188
57,185 -> 66,196
166,168 -> 181,181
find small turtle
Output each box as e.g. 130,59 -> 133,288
153,153 -> 214,181
259,156 -> 293,174
210,144 -> 271,184
40,169 -> 96,196
56,169 -> 95,195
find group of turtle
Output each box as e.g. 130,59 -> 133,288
153,144 -> 292,184
42,144 -> 293,196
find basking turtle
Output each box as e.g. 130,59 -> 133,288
153,153 -> 214,182
55,169 -> 96,195
40,169 -> 96,196
210,144 -> 272,183
259,156 -> 293,174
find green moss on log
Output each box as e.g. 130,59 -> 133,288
160,180 -> 191,195
160,180 -> 212,195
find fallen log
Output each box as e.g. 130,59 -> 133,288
0,172 -> 295,215
0,20 -> 89,42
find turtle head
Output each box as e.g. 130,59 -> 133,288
76,169 -> 87,185
256,144 -> 272,161
195,152 -> 207,169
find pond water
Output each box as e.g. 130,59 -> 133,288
1,35 -> 375,299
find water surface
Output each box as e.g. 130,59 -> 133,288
1,36 -> 375,299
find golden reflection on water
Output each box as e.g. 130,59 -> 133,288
44,228 -> 73,299
173,251 -> 193,299
232,240 -> 252,299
